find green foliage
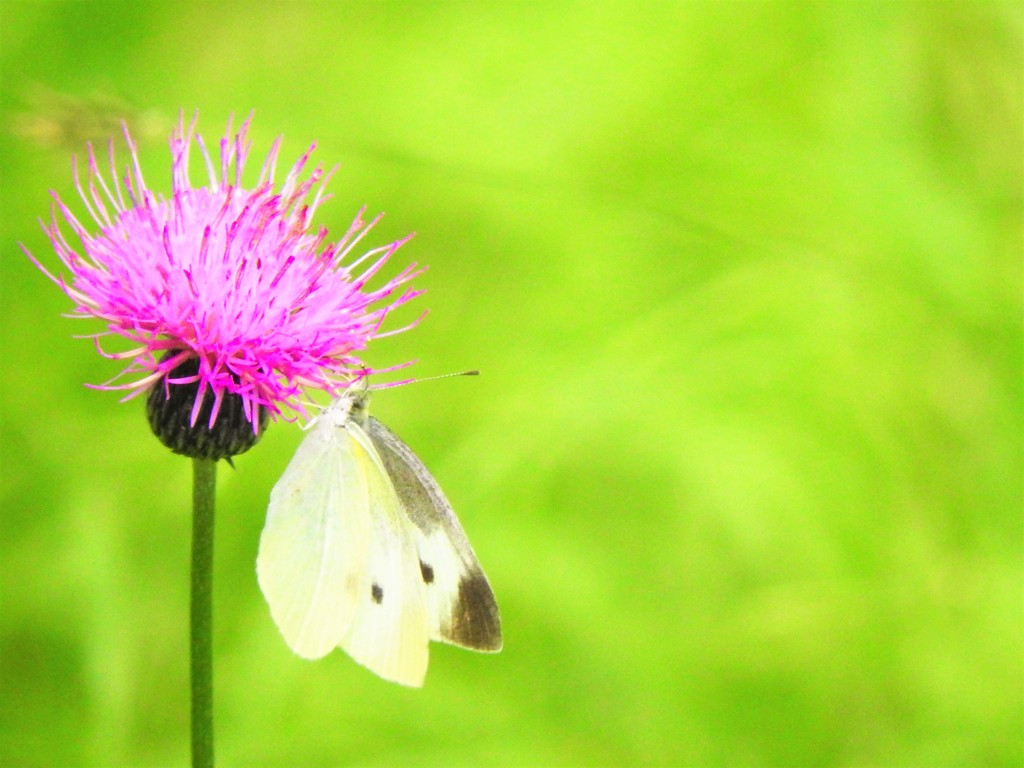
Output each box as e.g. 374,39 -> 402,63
1,2 -> 1020,766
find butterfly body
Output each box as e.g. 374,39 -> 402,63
257,386 -> 501,687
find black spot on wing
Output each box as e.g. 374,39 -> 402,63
446,571 -> 502,652
371,583 -> 383,604
419,561 -> 435,584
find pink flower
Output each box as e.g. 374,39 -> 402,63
25,114 -> 423,457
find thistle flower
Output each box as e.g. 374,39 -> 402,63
25,115 -> 423,460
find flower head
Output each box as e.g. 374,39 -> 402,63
26,114 -> 423,458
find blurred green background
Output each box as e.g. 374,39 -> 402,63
1,2 -> 1021,766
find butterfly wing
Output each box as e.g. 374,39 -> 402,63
257,409 -> 373,660
335,421 -> 431,686
367,416 -> 502,653
258,405 -> 432,686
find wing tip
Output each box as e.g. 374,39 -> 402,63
444,571 -> 503,652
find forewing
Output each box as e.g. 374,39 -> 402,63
337,423 -> 431,687
367,416 -> 502,652
257,416 -> 373,659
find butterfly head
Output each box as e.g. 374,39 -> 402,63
331,376 -> 372,427
346,383 -> 371,427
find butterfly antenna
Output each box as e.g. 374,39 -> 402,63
368,370 -> 479,391
417,370 -> 479,381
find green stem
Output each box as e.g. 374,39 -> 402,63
191,458 -> 217,768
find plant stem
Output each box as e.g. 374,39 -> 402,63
191,458 -> 217,768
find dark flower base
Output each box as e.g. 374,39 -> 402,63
147,354 -> 269,461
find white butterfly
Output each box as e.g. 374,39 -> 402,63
257,383 -> 502,687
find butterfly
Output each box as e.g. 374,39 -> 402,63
256,382 -> 501,687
